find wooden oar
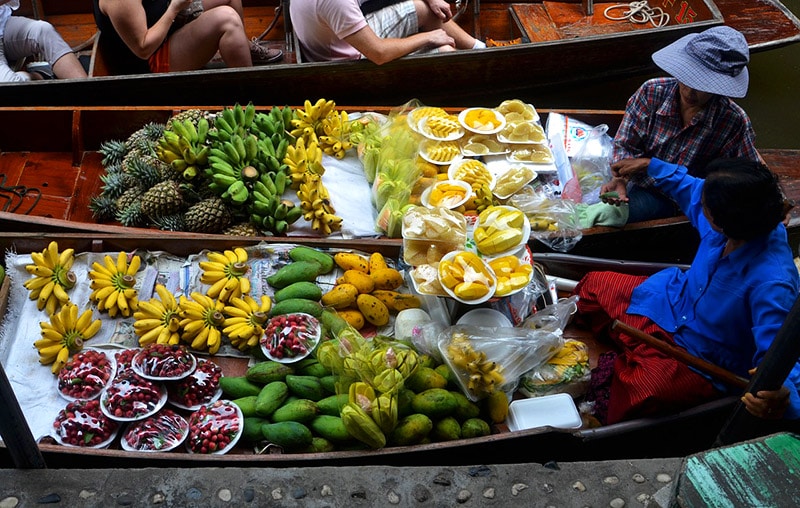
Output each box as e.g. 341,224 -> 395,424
611,320 -> 750,389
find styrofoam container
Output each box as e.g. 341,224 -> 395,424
506,393 -> 581,431
456,308 -> 513,328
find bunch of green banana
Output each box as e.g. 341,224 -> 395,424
178,292 -> 225,354
284,136 -> 324,189
207,132 -> 260,206
208,102 -> 257,144
199,248 -> 251,303
133,284 -> 181,347
253,106 -> 293,141
297,172 -> 342,235
249,170 -> 303,235
289,98 -> 337,144
222,295 -> 272,351
89,251 -> 141,318
23,241 -> 76,316
157,117 -> 210,180
35,303 -> 101,374
319,110 -> 354,159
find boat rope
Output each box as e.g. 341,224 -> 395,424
603,1 -> 670,27
253,3 -> 284,42
0,174 -> 41,214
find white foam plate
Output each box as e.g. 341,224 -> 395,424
507,393 -> 582,431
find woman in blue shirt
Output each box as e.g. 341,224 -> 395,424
576,157 -> 799,424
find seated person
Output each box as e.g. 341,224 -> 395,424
0,0 -> 87,81
93,0 -> 281,75
577,157 -> 799,425
290,0 -> 484,64
601,26 -> 758,223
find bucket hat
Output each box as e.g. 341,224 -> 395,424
651,26 -> 749,98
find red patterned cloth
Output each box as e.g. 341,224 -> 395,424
576,271 -> 720,424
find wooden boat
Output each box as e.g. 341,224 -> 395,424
1,233 -> 775,469
2,0 -> 799,107
1,104 -> 799,264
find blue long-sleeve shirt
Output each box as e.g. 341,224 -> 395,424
627,158 -> 800,418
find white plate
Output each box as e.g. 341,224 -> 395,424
458,108 -> 507,135
51,400 -> 120,449
497,122 -> 547,145
456,308 -> 513,328
507,394 -> 582,431
438,250 -> 497,305
420,179 -> 473,210
448,158 -> 496,191
100,379 -> 168,422
166,358 -> 223,410
506,145 -> 555,165
485,247 -> 534,298
120,409 -> 190,452
407,106 -> 449,133
418,139 -> 462,165
132,346 -> 197,381
473,205 -> 531,258
492,164 -> 539,200
56,348 -> 117,402
260,313 -> 322,364
495,100 -> 540,123
417,116 -> 465,142
186,400 -> 243,455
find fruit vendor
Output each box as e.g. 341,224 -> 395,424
0,0 -> 87,81
600,26 -> 759,223
575,157 -> 800,425
93,0 -> 281,75
290,0 -> 484,65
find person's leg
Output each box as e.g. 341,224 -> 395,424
625,185 -> 679,223
414,0 -> 478,49
3,17 -> 86,79
169,5 -> 252,71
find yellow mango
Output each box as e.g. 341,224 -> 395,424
454,281 -> 490,300
342,270 -> 375,294
334,252 -> 370,273
370,268 -> 404,291
368,252 -> 389,273
321,283 -> 359,309
356,294 -> 390,327
336,308 -> 365,330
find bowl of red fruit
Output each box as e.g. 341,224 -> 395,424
132,343 -> 196,381
114,347 -> 139,371
100,369 -> 167,422
52,399 -> 119,449
186,399 -> 243,455
167,358 -> 223,411
260,313 -> 321,364
120,408 -> 190,453
57,348 -> 116,401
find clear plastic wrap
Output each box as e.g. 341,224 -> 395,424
518,339 -> 592,399
437,325 -> 564,401
571,124 -> 613,205
509,187 -> 583,252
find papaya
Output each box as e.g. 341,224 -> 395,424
271,398 -> 319,423
261,421 -> 313,450
273,281 -> 322,303
266,260 -> 322,289
285,375 -> 327,401
269,298 -> 323,317
255,381 -> 289,417
411,388 -> 458,419
317,393 -> 349,416
390,413 -> 433,446
245,361 -> 295,384
219,376 -> 263,398
432,416 -> 462,441
309,415 -> 354,444
461,417 -> 491,438
289,246 -> 335,274
241,416 -> 269,443
231,395 -> 258,418
405,366 -> 448,393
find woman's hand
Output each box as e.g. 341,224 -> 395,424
741,368 -> 790,419
611,157 -> 651,179
600,177 -> 629,206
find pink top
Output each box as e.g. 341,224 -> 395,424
290,0 -> 368,61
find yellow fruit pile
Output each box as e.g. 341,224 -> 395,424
473,206 -> 526,256
464,108 -> 501,131
437,251 -> 495,301
488,255 -> 533,297
428,182 -> 469,208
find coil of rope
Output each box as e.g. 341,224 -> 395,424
604,1 -> 670,28
0,174 -> 41,214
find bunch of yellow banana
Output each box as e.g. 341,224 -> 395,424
289,98 -> 337,143
318,110 -> 353,159
35,302 -> 101,374
178,292 -> 225,354
199,247 -> 251,303
89,251 -> 141,318
133,284 -> 181,346
297,172 -> 342,235
446,332 -> 504,398
222,295 -> 272,351
283,136 -> 324,189
23,241 -> 76,316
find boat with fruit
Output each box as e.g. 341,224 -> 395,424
1,233 -> 773,469
0,102 -> 798,264
2,0 -> 800,107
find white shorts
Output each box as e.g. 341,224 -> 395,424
365,1 -> 418,39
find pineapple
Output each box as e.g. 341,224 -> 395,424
116,202 -> 147,228
151,213 -> 187,232
99,171 -> 134,200
166,109 -> 207,131
126,156 -> 166,189
98,139 -> 128,166
115,187 -> 145,214
183,197 -> 232,233
141,180 -> 185,218
89,195 -> 117,222
223,222 -> 261,237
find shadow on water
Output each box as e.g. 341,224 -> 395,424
520,0 -> 800,150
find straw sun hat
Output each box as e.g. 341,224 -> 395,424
651,26 -> 750,98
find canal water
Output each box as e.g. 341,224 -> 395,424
528,0 -> 800,149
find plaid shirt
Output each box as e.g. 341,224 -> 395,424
612,78 -> 758,188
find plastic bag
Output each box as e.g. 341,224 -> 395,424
437,325 -> 564,401
571,124 -> 613,205
518,339 -> 592,399
519,295 -> 579,333
509,186 -> 583,252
